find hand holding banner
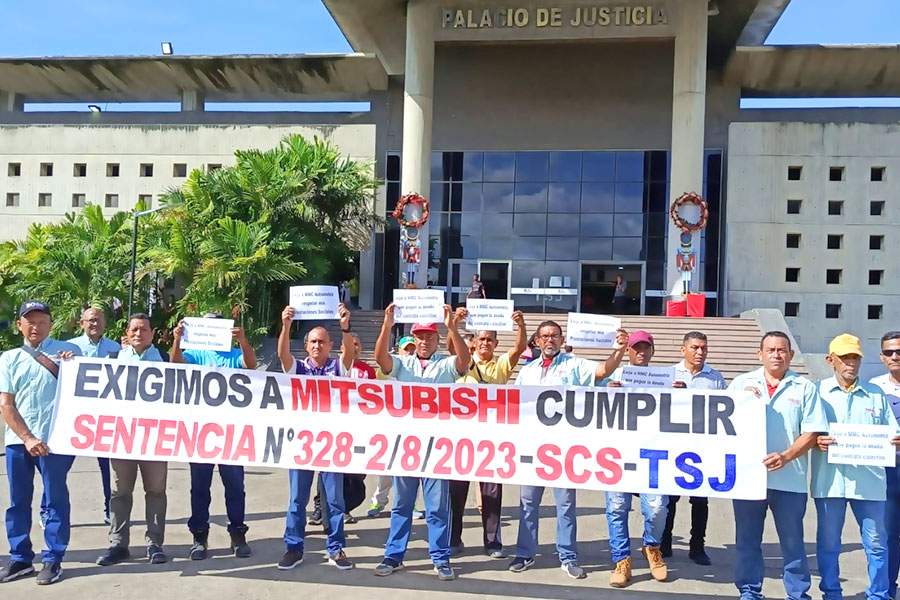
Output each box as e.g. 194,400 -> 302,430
619,366 -> 676,387
827,423 -> 899,467
465,299 -> 514,331
180,317 -> 234,352
393,289 -> 445,323
289,285 -> 340,320
566,312 -> 621,347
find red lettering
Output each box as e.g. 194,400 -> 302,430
536,444 -> 562,481
451,387 -> 477,419
154,420 -> 176,457
478,387 -> 509,424
316,380 -> 331,412
175,421 -> 199,457
331,380 -> 356,413
291,378 -> 318,411
412,385 -> 438,419
137,418 -> 157,454
230,426 -> 256,462
357,383 -> 384,415
506,389 -> 520,424
596,447 -> 623,484
565,445 -> 591,484
385,384 -> 411,417
113,417 -> 136,454
70,414 -> 95,450
437,386 -> 452,419
93,414 -> 116,452
198,423 -> 224,459
222,424 -> 235,461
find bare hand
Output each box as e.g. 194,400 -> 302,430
338,303 -> 351,330
281,306 -> 295,327
673,381 -> 687,389
614,328 -> 628,349
56,351 -> 75,360
763,452 -> 786,471
892,435 -> 900,448
25,436 -> 49,457
173,320 -> 185,341
454,306 -> 468,327
443,304 -> 456,330
607,381 -> 624,388
383,303 -> 396,328
744,386 -> 762,398
817,435 -> 835,452
512,310 -> 525,329
232,327 -> 247,343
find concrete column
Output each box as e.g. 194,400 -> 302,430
0,91 -> 24,112
666,0 -> 707,297
181,90 -> 205,112
399,0 -> 434,289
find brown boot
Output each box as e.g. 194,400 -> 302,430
642,545 -> 668,581
609,557 -> 632,588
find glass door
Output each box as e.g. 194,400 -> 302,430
578,262 -> 645,315
447,259 -> 478,306
477,260 -> 511,299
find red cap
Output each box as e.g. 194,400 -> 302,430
628,330 -> 654,347
410,323 -> 439,334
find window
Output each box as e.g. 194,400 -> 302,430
871,201 -> 885,216
870,270 -> 884,285
173,163 -> 187,177
871,167 -> 885,182
826,234 -> 842,249
787,166 -> 802,181
39,163 -> 53,177
786,199 -> 802,214
827,200 -> 843,215
207,163 -> 222,172
138,194 -> 152,208
7,162 -> 20,176
869,305 -> 884,320
105,194 -> 119,208
826,269 -> 842,284
785,267 -> 800,282
5,192 -> 19,207
825,304 -> 842,319
73,163 -> 87,177
71,193 -> 85,207
38,193 -> 52,207
784,302 -> 799,317
106,163 -> 120,177
785,233 -> 800,248
829,167 -> 844,181
871,235 -> 885,250
140,163 -> 153,177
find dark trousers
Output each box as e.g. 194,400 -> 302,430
449,480 -> 503,550
662,495 -> 708,547
98,457 -> 111,517
188,463 -> 246,534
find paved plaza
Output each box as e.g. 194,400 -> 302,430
0,456 -> 872,599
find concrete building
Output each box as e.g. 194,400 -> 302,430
1,0 -> 899,366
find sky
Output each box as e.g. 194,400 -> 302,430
2,0 -> 898,110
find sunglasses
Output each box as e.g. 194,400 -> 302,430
883,350 -> 900,357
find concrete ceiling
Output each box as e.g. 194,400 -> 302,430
727,45 -> 900,97
0,54 -> 388,103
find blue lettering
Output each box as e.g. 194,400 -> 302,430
708,453 -> 737,492
674,452 -> 703,490
640,448 -> 669,489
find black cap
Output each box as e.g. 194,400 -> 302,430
19,301 -> 51,318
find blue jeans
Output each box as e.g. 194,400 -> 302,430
6,446 -> 74,564
733,489 -> 811,600
605,492 -> 668,562
98,457 -> 111,517
284,470 -> 345,555
885,467 -> 900,598
516,485 -> 577,564
188,463 -> 246,533
384,476 -> 450,565
815,498 -> 889,600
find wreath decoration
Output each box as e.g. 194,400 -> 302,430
670,192 -> 708,233
392,192 -> 430,228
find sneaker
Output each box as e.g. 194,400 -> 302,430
374,558 -> 403,577
230,530 -> 251,559
641,546 -> 668,582
343,513 -> 357,525
189,530 -> 209,561
450,542 -> 465,557
328,551 -> 354,570
147,545 -> 167,565
103,515 -> 111,526
487,548 -> 508,559
413,508 -> 425,520
434,563 -> 455,581
35,562 -> 62,586
0,560 -> 34,583
366,504 -> 384,518
508,556 -> 534,573
277,551 -> 303,571
609,557 -> 632,588
307,510 -> 323,526
96,545 -> 130,567
561,561 -> 586,579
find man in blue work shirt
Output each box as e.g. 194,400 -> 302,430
70,306 -> 120,526
0,301 -> 80,586
812,333 -> 898,600
171,313 -> 257,561
371,302 -> 470,581
275,303 -> 355,572
728,331 -> 828,600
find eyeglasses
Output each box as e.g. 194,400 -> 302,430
539,334 -> 562,341
883,349 -> 900,357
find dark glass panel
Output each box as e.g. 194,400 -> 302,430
550,151 -> 582,182
582,152 -> 615,182
548,182 -> 581,214
580,182 -> 614,213
484,152 -> 515,182
483,182 -> 515,212
614,182 -> 643,213
514,183 -> 548,212
515,152 -> 549,182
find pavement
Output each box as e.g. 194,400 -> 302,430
0,456 -> 874,599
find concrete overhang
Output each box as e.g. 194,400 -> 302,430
726,45 -> 900,97
0,54 -> 389,103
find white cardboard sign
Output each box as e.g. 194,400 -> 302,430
828,423 -> 898,467
180,317 -> 234,352
465,299 -> 514,331
566,312 -> 621,348
393,289 -> 445,324
289,285 -> 340,320
619,366 -> 676,388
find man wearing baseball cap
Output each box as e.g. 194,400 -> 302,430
812,334 -> 898,600
603,330 -> 669,587
0,302 -> 81,585
371,301 -> 470,581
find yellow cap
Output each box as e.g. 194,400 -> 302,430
828,333 -> 863,357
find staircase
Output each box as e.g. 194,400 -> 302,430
284,311 -> 806,383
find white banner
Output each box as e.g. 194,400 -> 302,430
465,299 -> 514,331
393,289 -> 445,323
180,318 -> 234,352
288,285 -> 340,320
566,312 -> 621,348
49,358 -> 767,499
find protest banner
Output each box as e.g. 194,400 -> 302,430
393,289 -> 445,323
49,358 -> 767,499
828,423 -> 898,467
619,366 -> 676,387
566,312 -> 621,347
289,285 -> 340,320
465,299 -> 514,332
180,317 -> 234,352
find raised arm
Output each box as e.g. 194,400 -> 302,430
374,303 -> 396,374
594,328 -> 629,381
445,304 -> 470,376
277,306 -> 296,373
234,327 -> 257,369
338,303 -> 354,372
508,310 -> 528,366
170,319 -> 186,363
446,306 -> 467,356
